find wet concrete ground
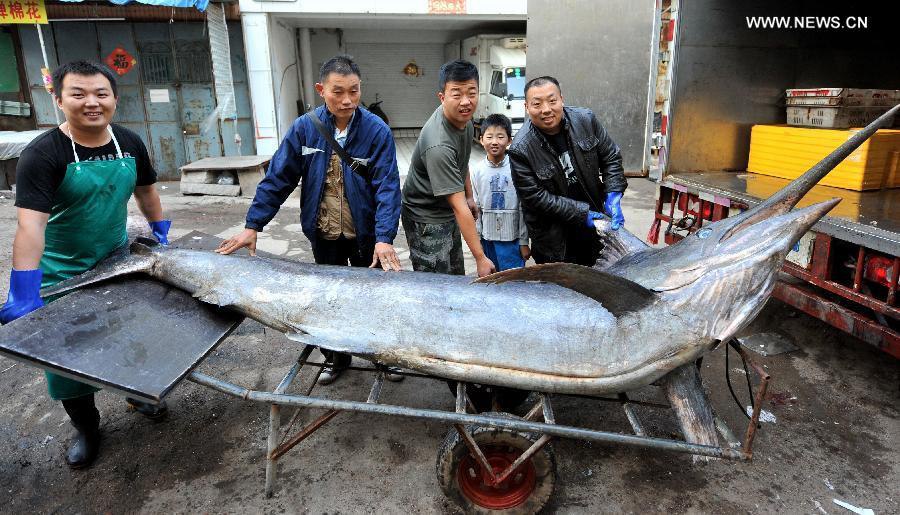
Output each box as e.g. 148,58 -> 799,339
0,178 -> 897,514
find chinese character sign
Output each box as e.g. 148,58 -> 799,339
428,0 -> 466,14
105,47 -> 137,76
0,0 -> 47,24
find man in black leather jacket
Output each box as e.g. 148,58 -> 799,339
508,76 -> 627,266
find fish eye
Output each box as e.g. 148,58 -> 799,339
697,228 -> 712,239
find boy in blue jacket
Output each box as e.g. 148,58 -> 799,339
217,55 -> 402,384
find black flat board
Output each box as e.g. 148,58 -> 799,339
0,232 -> 243,402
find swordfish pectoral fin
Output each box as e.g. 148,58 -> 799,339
192,286 -> 238,308
475,263 -> 658,317
285,324 -> 376,356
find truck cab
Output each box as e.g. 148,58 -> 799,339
483,46 -> 527,136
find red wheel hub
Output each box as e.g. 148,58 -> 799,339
457,445 -> 537,509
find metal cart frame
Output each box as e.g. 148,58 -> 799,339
187,343 -> 771,500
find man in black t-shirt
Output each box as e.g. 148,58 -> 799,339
0,60 -> 172,470
508,76 -> 628,266
16,124 -> 158,212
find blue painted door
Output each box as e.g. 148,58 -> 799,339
135,23 -> 187,176
172,24 -> 222,165
180,84 -> 222,163
18,21 -> 254,179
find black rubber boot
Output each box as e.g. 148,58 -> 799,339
61,394 -> 101,469
125,397 -> 168,421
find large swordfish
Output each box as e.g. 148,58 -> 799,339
43,105 -> 898,399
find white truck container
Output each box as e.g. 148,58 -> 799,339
447,34 -> 527,137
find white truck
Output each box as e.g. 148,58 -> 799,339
446,34 -> 527,137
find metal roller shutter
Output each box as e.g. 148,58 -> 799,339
346,42 -> 444,129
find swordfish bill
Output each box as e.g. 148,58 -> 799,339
594,103 -> 900,269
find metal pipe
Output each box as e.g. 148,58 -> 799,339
541,394 -> 555,425
853,247 -> 865,292
367,373 -> 384,404
714,416 -> 740,448
619,393 -> 646,437
454,424 -> 498,483
298,28 -> 315,112
264,346 -> 314,497
275,345 -> 314,395
271,410 -> 340,461
492,435 -> 552,485
564,392 -> 669,410
34,23 -> 60,125
887,256 -> 899,306
735,346 -> 771,457
523,400 -> 543,422
264,403 -> 280,498
296,361 -> 436,380
455,382 -> 466,413
279,352 -> 326,447
187,372 -> 749,460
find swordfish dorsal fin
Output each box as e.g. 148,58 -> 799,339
475,263 -> 657,316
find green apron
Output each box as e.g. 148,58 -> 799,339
40,126 -> 136,400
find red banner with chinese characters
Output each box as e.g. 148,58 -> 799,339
428,0 -> 465,14
105,47 -> 137,76
0,0 -> 48,24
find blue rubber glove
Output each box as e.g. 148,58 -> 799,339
0,269 -> 45,325
149,220 -> 172,245
604,192 -> 625,230
585,210 -> 605,228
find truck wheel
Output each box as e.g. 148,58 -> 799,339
436,415 -> 556,514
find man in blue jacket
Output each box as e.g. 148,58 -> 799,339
217,55 -> 402,384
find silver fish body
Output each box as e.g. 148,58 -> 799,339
42,104 -> 900,397
117,246 -> 700,395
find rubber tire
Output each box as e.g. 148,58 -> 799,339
436,413 -> 556,514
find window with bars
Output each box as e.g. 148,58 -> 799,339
140,40 -> 212,83
175,41 -> 212,83
140,42 -> 174,84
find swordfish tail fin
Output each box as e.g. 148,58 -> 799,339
40,237 -> 160,298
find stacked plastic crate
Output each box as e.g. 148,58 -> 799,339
746,89 -> 900,191
785,88 -> 899,129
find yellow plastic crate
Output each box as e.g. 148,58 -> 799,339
747,125 -> 900,191
887,150 -> 900,188
743,173 -> 863,220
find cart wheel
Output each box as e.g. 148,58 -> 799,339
436,414 -> 556,514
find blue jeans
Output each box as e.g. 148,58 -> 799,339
481,239 -> 525,272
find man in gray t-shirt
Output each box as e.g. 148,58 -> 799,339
401,60 -> 496,277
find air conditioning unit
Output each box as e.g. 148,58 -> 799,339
502,37 -> 526,49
